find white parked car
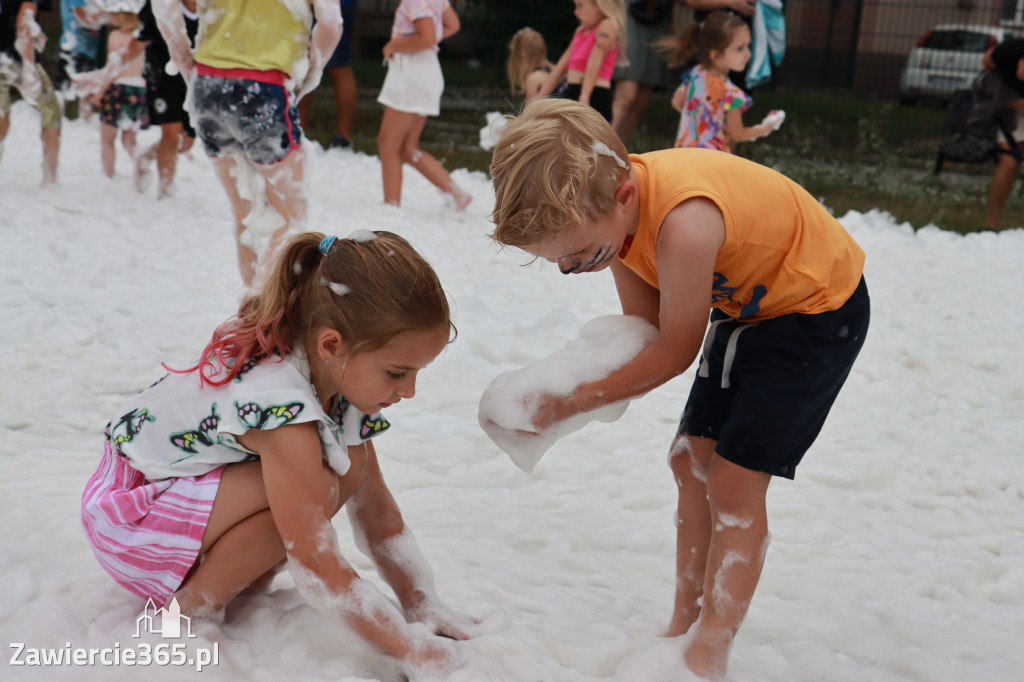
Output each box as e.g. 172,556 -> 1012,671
898,24 -> 1013,105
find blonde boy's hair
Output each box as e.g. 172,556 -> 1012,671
489,98 -> 630,248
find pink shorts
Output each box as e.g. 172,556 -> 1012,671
81,441 -> 222,607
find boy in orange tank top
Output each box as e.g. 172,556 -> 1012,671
488,99 -> 870,681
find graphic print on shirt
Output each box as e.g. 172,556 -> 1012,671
235,400 -> 305,431
169,403 -> 223,454
711,272 -> 768,319
360,413 -> 391,438
107,408 -> 156,453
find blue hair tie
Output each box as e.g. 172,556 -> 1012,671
319,235 -> 339,255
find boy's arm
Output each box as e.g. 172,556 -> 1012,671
346,441 -> 478,640
297,0 -> 343,99
579,17 -> 615,106
534,198 -> 725,430
152,0 -> 195,82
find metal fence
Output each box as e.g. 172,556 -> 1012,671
353,0 -> 1024,161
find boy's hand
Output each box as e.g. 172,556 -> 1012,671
406,600 -> 481,641
528,393 -> 575,433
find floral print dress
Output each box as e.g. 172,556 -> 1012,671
674,64 -> 752,151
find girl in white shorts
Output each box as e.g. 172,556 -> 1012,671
376,0 -> 471,209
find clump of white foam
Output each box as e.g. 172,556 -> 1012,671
592,140 -> 627,169
478,112 -> 508,151
478,315 -> 658,472
348,229 -> 377,242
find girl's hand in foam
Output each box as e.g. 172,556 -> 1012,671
406,600 -> 482,641
402,637 -> 460,680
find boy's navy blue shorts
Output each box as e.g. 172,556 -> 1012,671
678,277 -> 870,479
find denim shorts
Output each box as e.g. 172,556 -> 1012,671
678,277 -> 870,479
191,66 -> 302,165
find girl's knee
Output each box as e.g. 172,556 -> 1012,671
400,145 -> 423,165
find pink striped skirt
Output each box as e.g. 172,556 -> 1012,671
81,442 -> 223,607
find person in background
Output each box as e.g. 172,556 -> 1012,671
536,0 -> 626,122
81,9 -> 149,178
376,0 -> 469,209
299,0 -> 359,150
0,0 -> 62,185
133,0 -> 199,198
983,37 -> 1024,231
611,0 -> 675,147
658,10 -> 783,151
506,26 -> 556,103
56,0 -> 106,113
154,0 -> 343,288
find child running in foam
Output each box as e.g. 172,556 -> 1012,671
153,0 -> 343,288
82,231 -> 479,678
488,99 -> 869,681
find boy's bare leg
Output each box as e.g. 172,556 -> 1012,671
211,154 -> 256,286
41,125 -> 59,185
156,122 -> 184,198
100,124 -> 117,177
685,455 -> 771,681
668,435 -> 715,637
257,145 -> 308,275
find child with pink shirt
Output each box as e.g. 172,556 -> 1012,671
536,0 -> 627,122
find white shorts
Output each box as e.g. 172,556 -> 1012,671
377,50 -> 444,116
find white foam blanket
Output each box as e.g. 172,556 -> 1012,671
478,315 -> 659,472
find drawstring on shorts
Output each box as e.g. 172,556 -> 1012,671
698,320 -> 755,389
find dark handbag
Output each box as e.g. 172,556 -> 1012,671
628,0 -> 672,27
935,71 -> 1022,170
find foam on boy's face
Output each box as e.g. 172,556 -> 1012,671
529,211 -> 630,275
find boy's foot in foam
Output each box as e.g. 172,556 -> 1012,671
135,153 -> 154,194
326,133 -> 350,150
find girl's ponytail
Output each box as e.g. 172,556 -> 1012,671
177,231 -> 452,387
655,21 -> 701,68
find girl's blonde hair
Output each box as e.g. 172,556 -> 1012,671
183,231 -> 454,386
489,98 -> 630,248
507,27 -> 552,94
593,0 -> 629,67
655,10 -> 747,68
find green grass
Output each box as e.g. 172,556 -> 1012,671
301,59 -> 1021,233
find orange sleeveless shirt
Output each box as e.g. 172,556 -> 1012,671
619,148 -> 865,320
